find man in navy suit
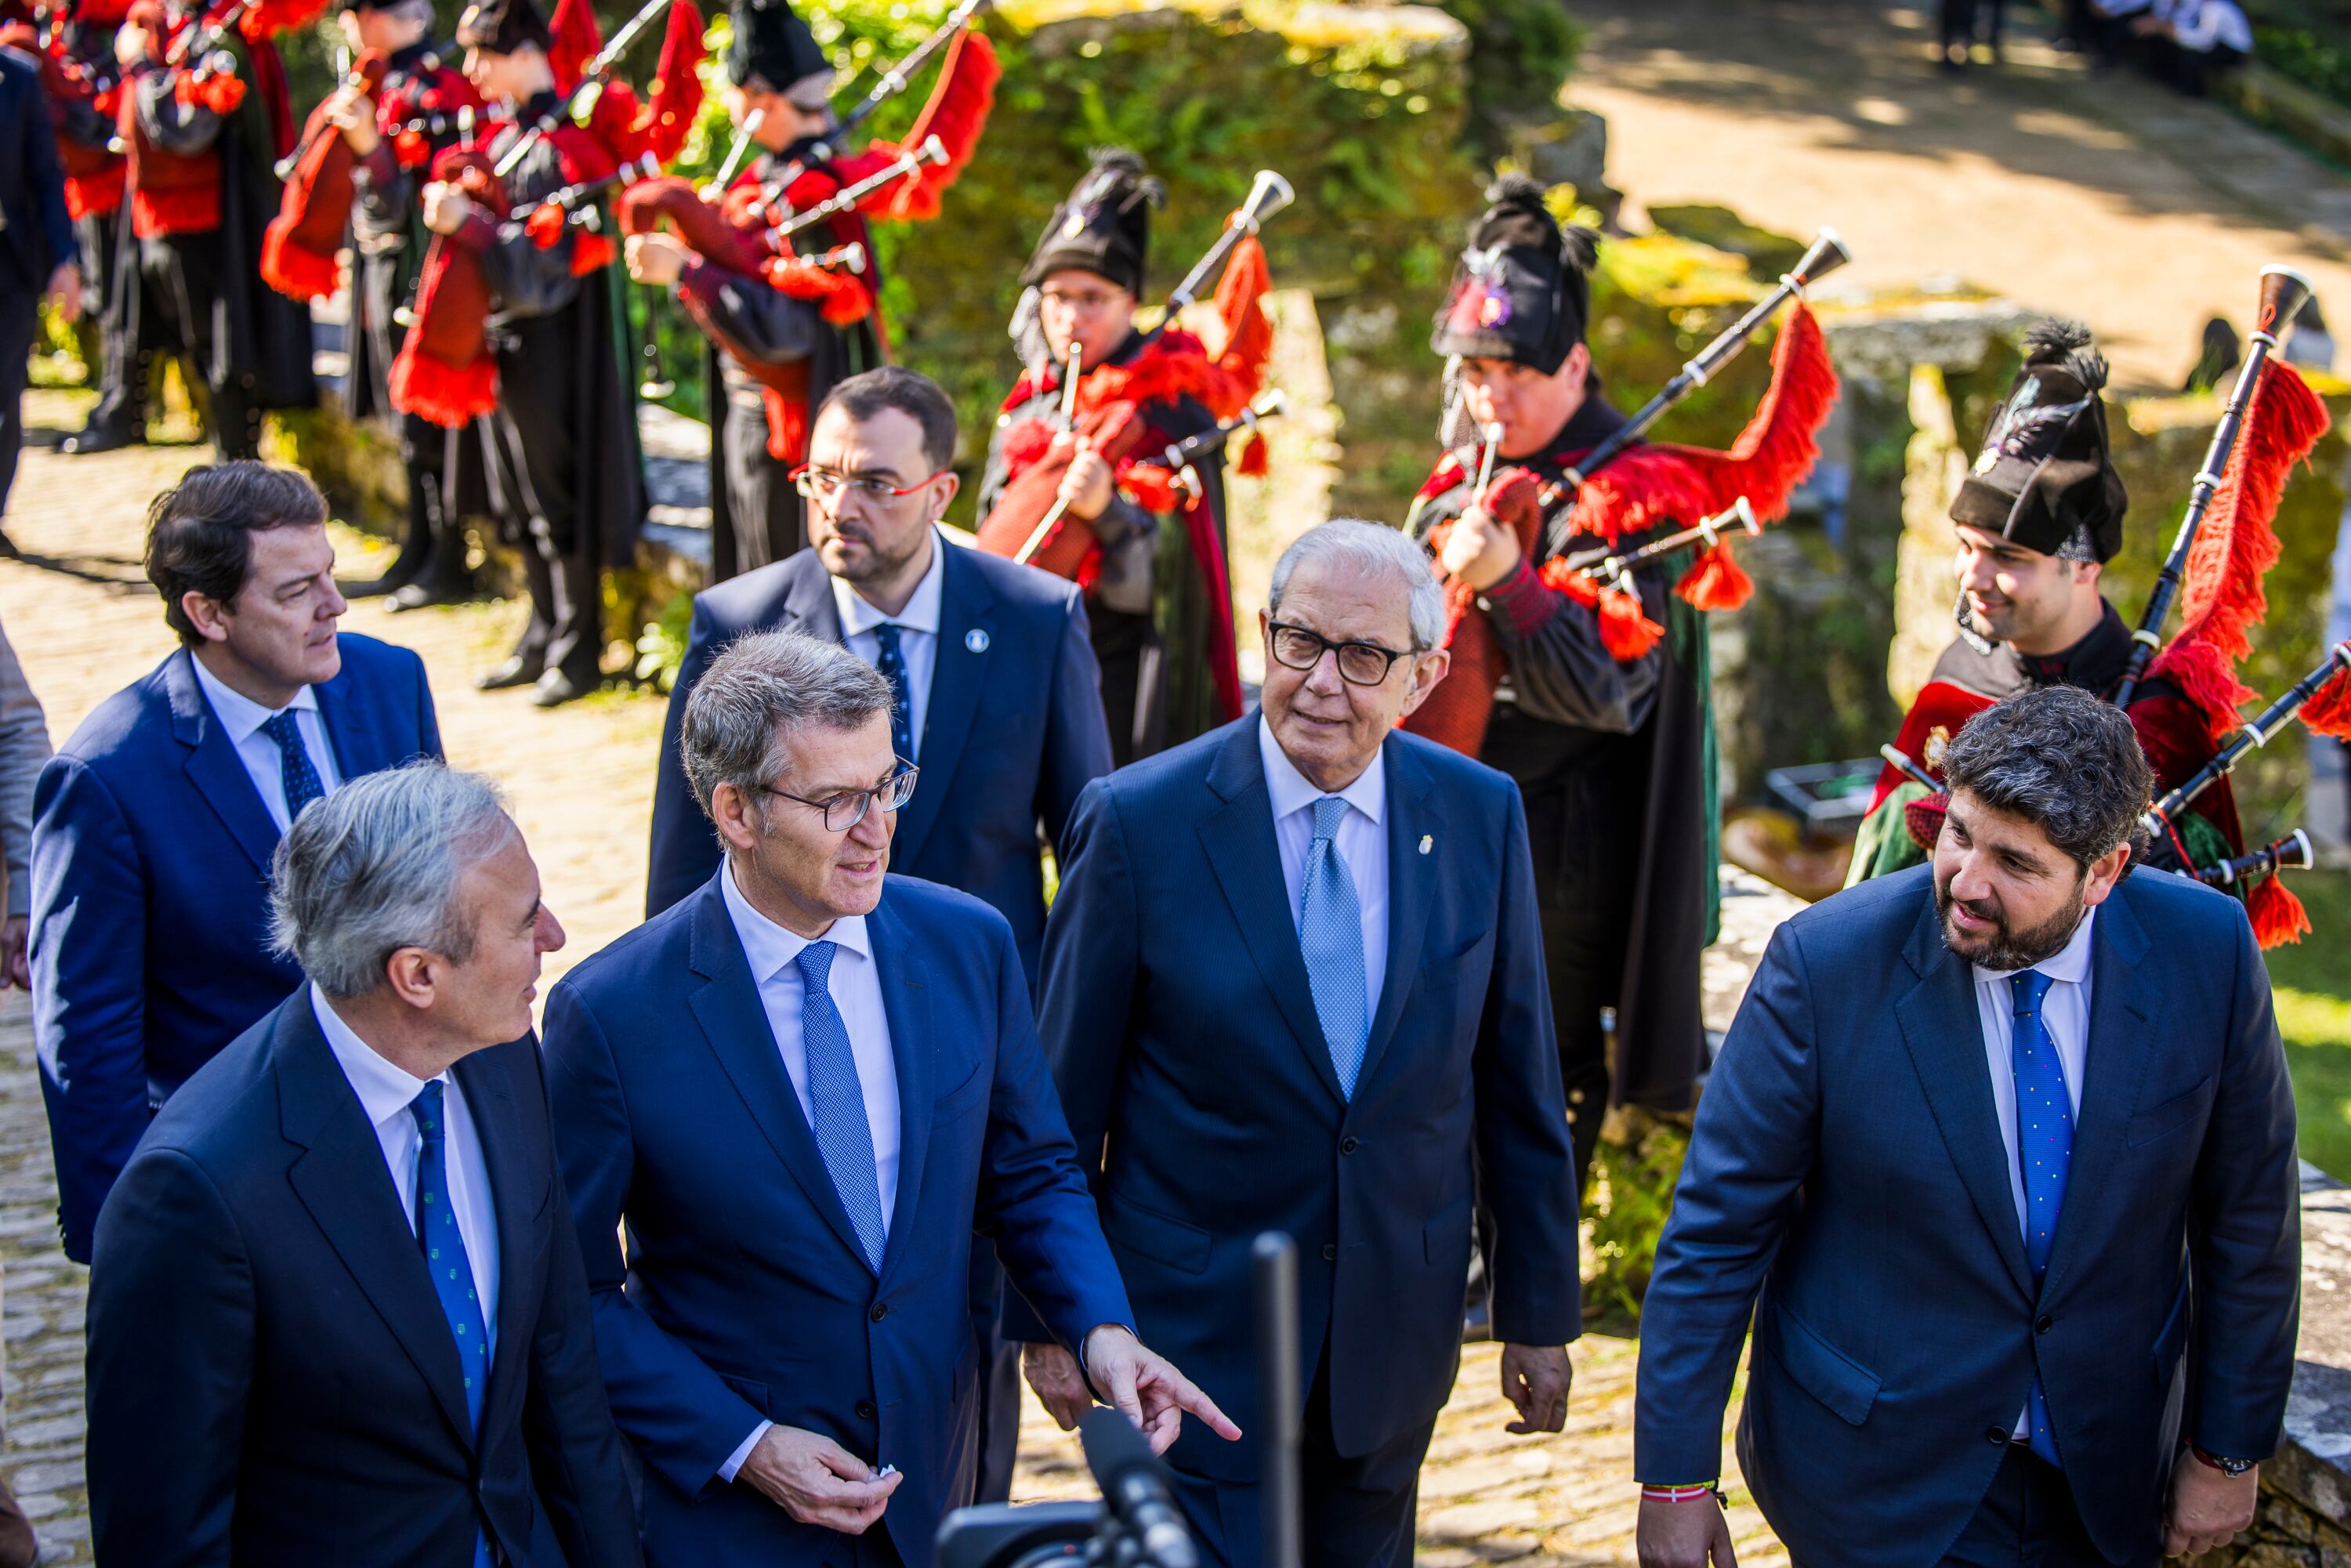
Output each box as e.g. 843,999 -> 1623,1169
85,763 -> 641,1567
1636,686 -> 2298,1568
548,628 -> 1230,1568
1017,520 -> 1581,1567
31,462 -> 443,1261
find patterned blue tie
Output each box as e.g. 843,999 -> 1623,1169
259,709 -> 324,822
797,941 -> 889,1271
411,1083 -> 495,1568
2010,969 -> 2073,1468
871,624 -> 916,762
1299,796 -> 1370,1099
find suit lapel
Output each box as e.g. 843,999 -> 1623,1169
683,875 -> 875,1271
1354,742 -> 1439,1096
276,998 -> 478,1450
2038,893 -> 2157,1302
454,1045 -> 539,1430
1890,892 -> 2035,1301
1197,721 -> 1346,1106
781,552 -> 846,644
870,896 -> 935,1286
165,650 -> 282,876
889,542 -> 994,870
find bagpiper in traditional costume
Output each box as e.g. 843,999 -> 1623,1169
975,148 -> 1270,764
403,0 -> 648,706
1845,317 -> 2337,945
262,0 -> 487,607
1404,176 -> 1835,1185
620,0 -> 994,582
114,0 -> 317,459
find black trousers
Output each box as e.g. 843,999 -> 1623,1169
78,205 -> 146,440
1091,605 -> 1161,767
711,380 -> 803,583
967,1247 -> 1021,1505
140,234 -> 259,462
0,287 -> 36,522
1936,1447 -> 2110,1568
483,315 -> 602,686
358,256 -> 469,592
1939,0 -> 2006,49
1165,1345 -> 1434,1568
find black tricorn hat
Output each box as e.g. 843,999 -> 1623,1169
457,0 -> 549,55
1020,149 -> 1161,299
1950,320 -> 2128,563
1429,174 -> 1598,377
727,0 -> 831,101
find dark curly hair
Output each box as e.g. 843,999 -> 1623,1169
1940,685 -> 2154,872
143,462 -> 329,648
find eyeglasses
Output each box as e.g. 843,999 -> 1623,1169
1039,286 -> 1130,316
1266,622 -> 1414,687
788,465 -> 951,506
760,762 -> 918,833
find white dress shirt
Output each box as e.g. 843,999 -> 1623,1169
1969,907 -> 2095,1438
190,651 -> 344,831
716,859 -> 906,1483
1259,715 -> 1389,1019
831,530 -> 947,763
309,984 -> 500,1359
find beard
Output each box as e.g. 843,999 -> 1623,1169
1934,869 -> 2088,972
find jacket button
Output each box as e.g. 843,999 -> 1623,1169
1320,1243 -> 1338,1262
1339,1137 -> 1360,1155
856,1400 -> 876,1421
870,1303 -> 889,1322
2035,1315 -> 2053,1334
1986,1427 -> 2009,1447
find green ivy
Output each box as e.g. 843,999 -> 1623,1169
1584,1114 -> 1690,1329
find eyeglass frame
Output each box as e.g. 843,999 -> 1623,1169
1264,621 -> 1418,687
757,760 -> 920,833
786,464 -> 955,507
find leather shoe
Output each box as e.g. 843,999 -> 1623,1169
476,655 -> 544,692
386,578 -> 473,613
531,668 -> 596,708
57,425 -> 135,456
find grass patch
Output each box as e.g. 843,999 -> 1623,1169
2266,870 -> 2351,1180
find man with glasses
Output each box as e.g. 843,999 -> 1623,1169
1012,520 -> 1580,1566
548,628 -> 1233,1567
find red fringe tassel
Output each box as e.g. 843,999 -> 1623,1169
636,0 -> 705,166
874,30 -> 998,223
2248,876 -> 2312,947
1674,541 -> 1753,613
387,344 -> 496,429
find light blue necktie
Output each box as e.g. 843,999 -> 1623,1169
797,941 -> 889,1271
2010,969 -> 2072,1468
871,624 -> 916,762
259,708 -> 325,822
1299,795 -> 1370,1099
410,1082 -> 495,1568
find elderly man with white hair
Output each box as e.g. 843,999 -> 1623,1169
1012,518 -> 1583,1567
83,762 -> 641,1568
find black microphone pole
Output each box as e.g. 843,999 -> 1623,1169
1078,1406 -> 1199,1568
1252,1233 -> 1302,1568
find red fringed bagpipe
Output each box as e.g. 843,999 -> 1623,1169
259,49 -> 389,300
1404,302 -> 1838,759
386,145 -> 508,427
833,27 -> 999,223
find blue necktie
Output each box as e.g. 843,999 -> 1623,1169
410,1085 -> 499,1568
2010,969 -> 2072,1468
797,942 -> 889,1271
1299,796 -> 1370,1099
871,624 -> 916,762
259,708 -> 324,823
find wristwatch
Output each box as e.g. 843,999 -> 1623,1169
2193,1447 -> 2257,1478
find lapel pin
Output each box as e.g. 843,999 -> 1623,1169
1418,835 -> 1433,855
965,628 -> 990,654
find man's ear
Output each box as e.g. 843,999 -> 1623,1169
383,947 -> 438,1009
180,590 -> 233,645
2081,841 -> 2132,908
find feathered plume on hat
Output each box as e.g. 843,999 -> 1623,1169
1949,318 -> 2129,563
1020,148 -> 1162,299
1428,173 -> 1598,378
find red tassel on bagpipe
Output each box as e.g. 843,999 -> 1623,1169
548,0 -> 600,93
765,255 -> 872,324
868,29 -> 998,223
2148,358 -> 2331,744
1674,541 -> 1754,613
635,0 -> 705,165
1208,230 -> 1273,407
1541,561 -> 1667,659
2306,664 -> 2351,737
2248,876 -> 2313,947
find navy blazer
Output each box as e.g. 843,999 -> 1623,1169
1017,716 -> 1581,1483
85,993 -> 642,1568
0,46 -> 75,295
1636,865 -> 2300,1567
643,541 -> 1113,985
31,635 -> 442,1260
543,870 -> 1133,1567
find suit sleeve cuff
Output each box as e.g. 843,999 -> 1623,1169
1480,558 -> 1559,639
719,1421 -> 771,1483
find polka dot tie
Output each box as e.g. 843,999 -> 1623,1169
259,709 -> 324,823
409,1082 -> 488,1436
2010,969 -> 2071,1468
871,624 -> 916,763
1299,796 -> 1370,1101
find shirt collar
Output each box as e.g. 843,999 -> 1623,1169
1257,712 -> 1386,829
721,856 -> 874,983
1972,904 -> 2097,989
188,650 -> 320,744
831,529 -> 947,639
309,983 -> 439,1133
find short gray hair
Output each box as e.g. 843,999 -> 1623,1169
680,628 -> 895,820
1268,519 -> 1447,651
1940,685 -> 2153,871
268,762 -> 516,999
